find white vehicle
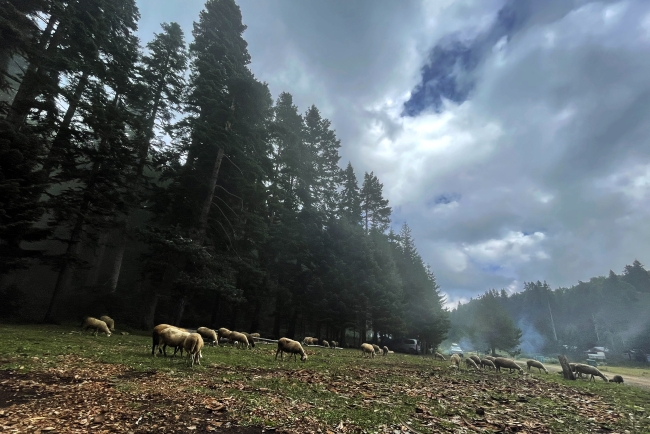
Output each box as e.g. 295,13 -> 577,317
448,343 -> 464,357
393,338 -> 420,354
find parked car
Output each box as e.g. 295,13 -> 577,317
392,338 -> 420,354
448,343 -> 464,357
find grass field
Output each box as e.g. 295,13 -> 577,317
1,324 -> 649,433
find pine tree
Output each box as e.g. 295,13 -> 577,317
361,171 -> 391,233
339,162 -> 361,224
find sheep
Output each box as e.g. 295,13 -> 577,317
275,337 -> 307,362
242,332 -> 257,348
609,375 -> 624,384
480,359 -> 496,370
229,331 -> 250,349
450,354 -> 461,367
433,352 -> 446,361
526,359 -> 548,374
322,340 -> 330,348
217,328 -> 232,346
152,324 -> 177,356
361,343 -> 375,358
484,356 -> 495,362
372,344 -> 381,355
573,364 -> 608,382
464,358 -> 480,370
383,346 -> 389,356
99,315 -> 115,331
493,357 -> 523,374
81,317 -> 112,337
568,363 -> 583,378
250,333 -> 260,338
196,327 -> 218,347
331,341 -> 338,348
159,327 -> 191,357
469,355 -> 481,365
182,333 -> 204,367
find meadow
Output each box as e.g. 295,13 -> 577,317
1,324 -> 649,433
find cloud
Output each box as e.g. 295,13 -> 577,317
137,0 -> 650,304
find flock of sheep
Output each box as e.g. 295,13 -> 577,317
80,316 -> 625,384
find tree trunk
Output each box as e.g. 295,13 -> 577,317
142,292 -> 159,331
196,147 -> 224,245
287,311 -> 298,339
249,299 -> 261,333
272,296 -> 282,339
558,355 -> 576,380
173,296 -> 187,326
85,232 -> 109,286
107,224 -> 127,293
210,294 -> 221,328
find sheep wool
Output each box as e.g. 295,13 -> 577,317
361,343 -> 375,358
526,359 -> 548,374
82,317 -> 112,337
183,333 -> 204,367
196,327 -> 218,347
99,315 -> 115,331
276,338 -> 307,362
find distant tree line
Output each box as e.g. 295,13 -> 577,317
448,260 -> 650,358
0,0 -> 449,349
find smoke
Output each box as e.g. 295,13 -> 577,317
459,336 -> 476,351
517,318 -> 545,355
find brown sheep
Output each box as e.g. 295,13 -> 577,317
480,359 -> 496,370
450,354 -> 461,367
484,355 -> 495,362
526,359 -> 548,374
469,355 -> 481,365
152,324 -> 174,356
275,337 -> 307,361
81,317 -> 112,337
99,315 -> 115,331
464,358 -> 480,370
241,332 -> 257,348
609,375 -> 624,384
182,333 -> 204,367
322,340 -> 330,348
383,346 -> 389,356
493,357 -> 523,374
361,343 -> 375,358
433,352 -> 446,361
196,327 -> 218,347
574,364 -> 608,382
159,327 -> 191,357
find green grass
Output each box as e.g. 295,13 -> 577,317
1,324 -> 649,433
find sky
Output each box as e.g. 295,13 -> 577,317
135,0 -> 650,309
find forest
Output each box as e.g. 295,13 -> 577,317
447,260 -> 650,359
0,0 -> 449,350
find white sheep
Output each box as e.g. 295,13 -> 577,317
81,317 -> 111,337
196,327 -> 218,347
152,324 -> 176,356
229,331 -> 249,349
383,346 -> 389,356
493,357 -> 523,374
450,354 -> 461,367
526,359 -> 548,374
372,344 -> 381,355
275,337 -> 307,361
99,315 -> 115,331
183,333 -> 204,367
159,327 -> 191,357
574,364 -> 608,382
217,327 -> 232,346
361,343 -> 375,358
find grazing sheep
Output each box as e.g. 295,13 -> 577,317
372,344 -> 381,355
229,331 -> 250,349
361,343 -> 375,358
574,364 -> 608,382
609,375 -> 624,384
250,333 -> 260,338
99,315 -> 115,331
464,358 -> 480,370
493,357 -> 523,374
152,324 -> 175,356
275,337 -> 307,362
484,356 -> 495,362
322,340 -> 330,348
331,341 -> 338,348
182,333 -> 204,367
217,327 -> 233,346
469,355 -> 481,365
433,352 -> 446,361
159,327 -> 191,357
526,359 -> 548,374
242,332 -> 257,348
383,346 -> 389,356
81,317 -> 112,337
196,327 -> 218,347
302,337 -> 318,345
450,354 -> 461,367
480,359 -> 496,370
568,363 -> 583,378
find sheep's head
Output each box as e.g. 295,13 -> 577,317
106,331 -> 112,337
301,353 -> 308,362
